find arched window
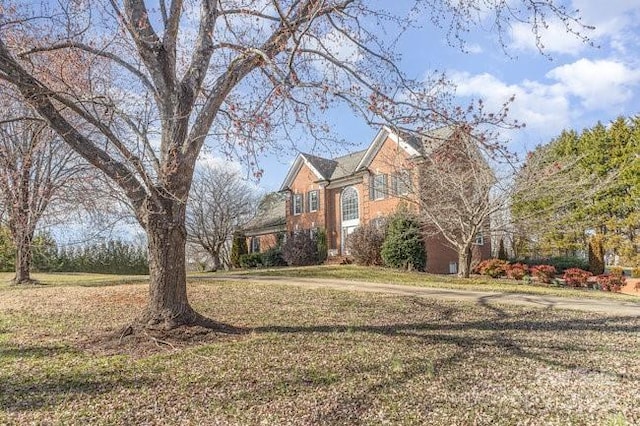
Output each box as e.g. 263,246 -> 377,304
341,186 -> 359,221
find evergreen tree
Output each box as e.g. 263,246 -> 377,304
381,212 -> 426,271
497,238 -> 508,260
588,234 -> 605,275
230,231 -> 248,269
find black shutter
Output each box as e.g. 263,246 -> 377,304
369,175 -> 375,200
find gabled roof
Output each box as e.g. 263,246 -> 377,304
279,125 -> 458,190
243,192 -> 286,233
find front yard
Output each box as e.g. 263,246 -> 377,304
1,277 -> 639,425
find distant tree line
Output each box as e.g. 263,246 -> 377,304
0,228 -> 148,275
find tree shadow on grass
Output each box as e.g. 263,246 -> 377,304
247,301 -> 639,422
252,299 -> 640,378
0,344 -> 80,360
0,367 -> 155,412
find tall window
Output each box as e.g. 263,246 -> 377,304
292,193 -> 303,215
307,190 -> 319,212
474,232 -> 484,245
251,237 -> 260,253
341,186 -> 359,221
370,174 -> 387,200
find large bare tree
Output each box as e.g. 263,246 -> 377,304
0,110 -> 83,283
413,129 -> 501,278
186,163 -> 259,271
0,1 -> 589,331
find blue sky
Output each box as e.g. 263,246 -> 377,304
252,0 -> 640,192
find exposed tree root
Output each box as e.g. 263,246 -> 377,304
10,277 -> 42,286
116,309 -> 246,351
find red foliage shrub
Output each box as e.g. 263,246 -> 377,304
505,263 -> 529,281
562,268 -> 592,288
475,258 -> 509,278
531,264 -> 556,284
596,274 -> 626,292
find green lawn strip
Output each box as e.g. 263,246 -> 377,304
215,264 -> 639,301
1,281 -> 639,425
0,272 -> 148,289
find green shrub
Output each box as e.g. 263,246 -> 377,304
239,253 -> 263,268
261,247 -> 287,267
381,213 -> 425,271
632,267 -> 640,278
282,231 -> 319,266
54,239 -> 148,275
497,238 -> 508,260
230,231 -> 248,268
516,256 -> 588,273
347,222 -> 386,266
316,229 -> 328,263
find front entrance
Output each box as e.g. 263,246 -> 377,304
340,186 -> 360,256
341,225 -> 358,255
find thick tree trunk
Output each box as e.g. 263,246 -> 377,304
210,251 -> 221,272
142,206 -> 198,330
457,245 -> 473,278
13,230 -> 33,284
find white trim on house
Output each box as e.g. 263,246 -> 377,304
354,126 -> 420,172
279,154 -> 325,191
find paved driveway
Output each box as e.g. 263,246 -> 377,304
200,275 -> 640,316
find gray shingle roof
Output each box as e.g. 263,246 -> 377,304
300,153 -> 337,180
329,149 -> 367,180
243,192 -> 286,232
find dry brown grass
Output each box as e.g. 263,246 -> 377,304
1,279 -> 639,425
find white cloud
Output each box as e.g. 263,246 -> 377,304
450,58 -> 640,140
509,0 -> 640,55
546,59 -> 640,109
451,71 -> 571,138
510,19 -> 591,55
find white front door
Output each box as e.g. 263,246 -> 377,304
341,225 -> 358,255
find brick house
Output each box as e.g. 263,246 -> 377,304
243,192 -> 287,253
248,125 -> 491,273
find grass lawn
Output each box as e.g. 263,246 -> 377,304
219,264 -> 640,301
0,272 -> 148,288
1,277 -> 639,425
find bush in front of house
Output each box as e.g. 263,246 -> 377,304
596,273 -> 626,292
347,222 -> 386,266
239,253 -> 263,268
632,267 -> 640,278
505,262 -> 529,280
231,231 -> 248,268
316,229 -> 328,264
562,268 -> 592,288
475,258 -> 509,278
515,256 -> 588,274
381,213 -> 425,271
531,264 -> 557,284
260,247 -> 287,267
281,232 -> 319,266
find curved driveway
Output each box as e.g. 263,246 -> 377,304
200,275 -> 640,316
